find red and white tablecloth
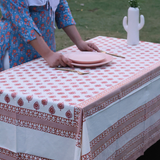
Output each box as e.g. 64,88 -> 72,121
0,36 -> 160,160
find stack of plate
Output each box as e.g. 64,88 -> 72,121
64,52 -> 113,67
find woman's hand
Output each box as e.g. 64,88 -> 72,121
28,31 -> 73,68
44,51 -> 73,68
76,40 -> 100,52
63,25 -> 100,52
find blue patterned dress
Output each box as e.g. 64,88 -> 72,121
0,0 -> 76,71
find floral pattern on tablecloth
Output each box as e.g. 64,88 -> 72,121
0,36 -> 160,120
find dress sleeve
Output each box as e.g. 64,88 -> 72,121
55,0 -> 76,29
5,0 -> 41,43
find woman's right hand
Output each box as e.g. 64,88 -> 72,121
44,50 -> 73,68
28,31 -> 73,68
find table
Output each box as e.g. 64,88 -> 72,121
0,36 -> 160,160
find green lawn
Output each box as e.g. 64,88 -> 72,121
1,0 -> 160,51
55,0 -> 160,50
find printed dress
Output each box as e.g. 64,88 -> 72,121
0,0 -> 76,71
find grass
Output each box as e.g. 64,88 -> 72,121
55,0 -> 160,50
1,0 -> 160,50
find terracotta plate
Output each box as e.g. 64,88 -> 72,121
65,53 -> 113,67
66,52 -> 106,64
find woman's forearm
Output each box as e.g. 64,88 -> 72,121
28,31 -> 53,59
28,30 -> 73,68
62,25 -> 100,52
63,25 -> 83,46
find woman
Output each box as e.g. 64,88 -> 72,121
0,0 -> 100,71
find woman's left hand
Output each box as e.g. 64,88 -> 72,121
77,40 -> 100,52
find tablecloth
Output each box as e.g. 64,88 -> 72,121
0,36 -> 160,160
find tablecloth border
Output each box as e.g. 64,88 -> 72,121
0,147 -> 52,160
82,118 -> 160,160
81,62 -> 160,118
0,102 -> 81,139
82,94 -> 160,159
107,119 -> 160,160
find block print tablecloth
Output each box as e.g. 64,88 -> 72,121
0,36 -> 160,160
